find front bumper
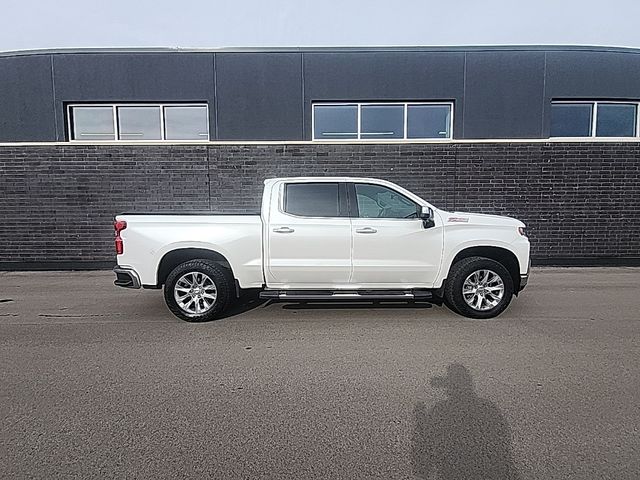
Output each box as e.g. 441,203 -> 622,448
518,259 -> 531,292
113,266 -> 141,289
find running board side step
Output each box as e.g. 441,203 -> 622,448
259,289 -> 433,301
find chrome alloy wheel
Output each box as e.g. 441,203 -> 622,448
462,269 -> 505,311
173,272 -> 218,316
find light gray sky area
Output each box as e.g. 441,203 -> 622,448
3,0 -> 640,52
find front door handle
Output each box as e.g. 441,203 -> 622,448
355,227 -> 377,234
273,226 -> 295,234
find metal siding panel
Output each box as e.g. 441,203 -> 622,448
303,52 -> 465,140
546,51 -> 640,98
0,55 -> 56,141
215,53 -> 303,140
463,51 -> 546,139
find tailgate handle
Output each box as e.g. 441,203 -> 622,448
273,226 -> 295,234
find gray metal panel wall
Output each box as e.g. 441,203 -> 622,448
4,48 -> 640,142
302,52 -> 465,139
51,53 -> 215,140
215,53 -> 303,140
0,55 -> 56,141
462,51 -> 546,139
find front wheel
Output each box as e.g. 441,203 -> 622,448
444,256 -> 514,319
164,260 -> 232,322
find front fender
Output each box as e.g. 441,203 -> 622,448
435,236 -> 525,288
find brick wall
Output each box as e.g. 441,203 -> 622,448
1,142 -> 639,268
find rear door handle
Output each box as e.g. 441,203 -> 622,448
355,227 -> 377,234
273,226 -> 295,234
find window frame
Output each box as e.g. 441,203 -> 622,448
311,102 -> 454,141
67,103 -> 210,142
550,100 -> 639,139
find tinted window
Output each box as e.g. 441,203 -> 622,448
284,183 -> 341,217
407,104 -> 451,139
360,104 -> 404,139
550,103 -> 593,137
71,106 -> 115,140
596,103 -> 636,137
164,106 -> 209,140
117,106 -> 162,140
355,184 -> 418,219
313,105 -> 358,139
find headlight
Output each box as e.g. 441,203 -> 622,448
518,227 -> 527,236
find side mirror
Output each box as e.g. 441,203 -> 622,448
419,206 -> 435,229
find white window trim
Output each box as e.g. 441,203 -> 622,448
67,103 -> 210,142
311,101 -> 454,141
551,100 -> 639,138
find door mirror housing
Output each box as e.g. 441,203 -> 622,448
419,206 -> 435,229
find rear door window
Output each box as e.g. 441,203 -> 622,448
284,183 -> 346,217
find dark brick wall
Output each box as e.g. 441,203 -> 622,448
1,142 -> 639,268
0,145 -> 209,267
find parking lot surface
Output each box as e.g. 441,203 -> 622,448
1,267 -> 639,479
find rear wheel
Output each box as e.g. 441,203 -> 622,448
164,260 -> 232,322
444,256 -> 514,319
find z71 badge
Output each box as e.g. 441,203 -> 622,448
448,217 -> 470,223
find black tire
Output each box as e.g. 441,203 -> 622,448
163,259 -> 232,322
444,256 -> 514,319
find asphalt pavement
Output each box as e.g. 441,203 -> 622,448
1,267 -> 639,479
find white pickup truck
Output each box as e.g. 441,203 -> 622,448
113,177 -> 530,321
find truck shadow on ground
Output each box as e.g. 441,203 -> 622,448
281,301 -> 433,310
221,290 -> 268,319
221,292 -> 434,319
226,290 -> 435,316
412,363 -> 521,480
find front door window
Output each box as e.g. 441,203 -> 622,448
355,183 -> 419,219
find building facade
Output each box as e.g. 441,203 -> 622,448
1,46 -> 639,268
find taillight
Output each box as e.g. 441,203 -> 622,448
114,220 -> 127,255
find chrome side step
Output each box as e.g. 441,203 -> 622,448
259,289 -> 433,301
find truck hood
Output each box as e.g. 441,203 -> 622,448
440,211 -> 525,228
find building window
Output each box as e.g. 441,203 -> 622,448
596,103 -> 636,137
164,106 -> 209,140
550,101 -> 638,138
550,103 -> 593,137
312,102 -> 453,141
313,105 -> 358,140
360,104 -> 404,139
407,104 -> 452,139
70,106 -> 116,141
68,103 -> 209,141
117,106 -> 162,140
